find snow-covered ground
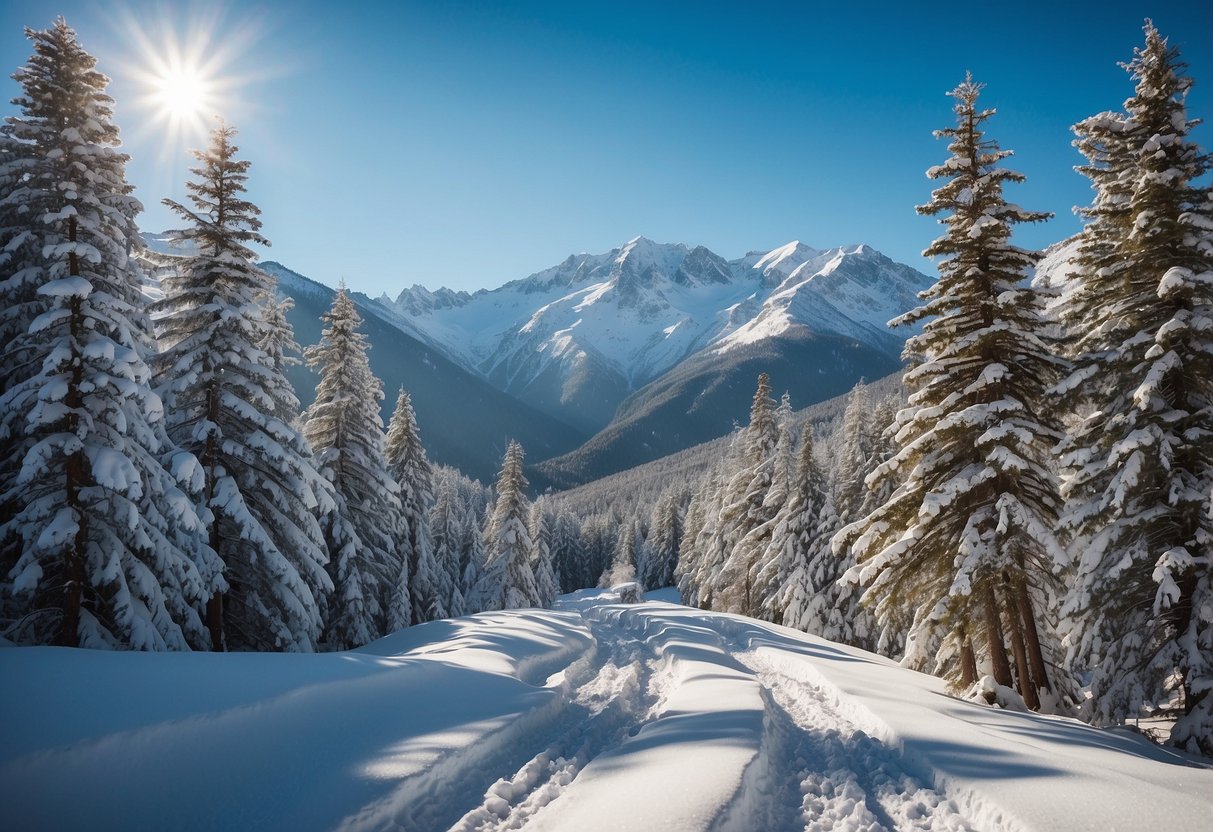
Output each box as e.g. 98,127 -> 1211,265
2,589 -> 1210,831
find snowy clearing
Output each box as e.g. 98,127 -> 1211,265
2,589 -> 1210,832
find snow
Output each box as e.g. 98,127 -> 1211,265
376,239 -> 933,391
2,591 -> 1210,831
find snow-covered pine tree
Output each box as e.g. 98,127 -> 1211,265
258,291 -> 300,375
765,428 -> 859,642
429,477 -> 466,618
641,491 -> 682,590
0,19 -> 221,649
713,373 -> 781,616
153,123 -> 332,652
836,75 -> 1065,708
551,509 -> 584,593
835,380 -> 876,523
1057,23 -> 1213,752
384,387 -> 446,624
603,518 -> 640,588
529,500 -> 560,607
471,440 -> 539,610
303,287 -> 406,648
683,460 -> 728,608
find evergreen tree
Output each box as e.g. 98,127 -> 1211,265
0,19 -> 221,649
836,76 -> 1064,707
303,287 -> 405,648
641,492 -> 682,590
835,381 -> 876,523
767,429 -> 859,643
429,477 -> 466,618
1057,23 -> 1213,752
714,373 -> 781,615
384,387 -> 445,624
675,488 -> 707,605
551,509 -> 584,593
258,291 -> 300,375
153,123 -> 332,651
603,519 -> 640,587
529,500 -> 560,607
471,441 -> 539,610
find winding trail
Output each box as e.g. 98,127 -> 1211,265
3,590 -> 1210,832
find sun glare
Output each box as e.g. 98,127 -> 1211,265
115,6 -> 272,164
153,66 -> 212,121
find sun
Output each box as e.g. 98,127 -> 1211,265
152,65 -> 213,122
116,8 -> 265,156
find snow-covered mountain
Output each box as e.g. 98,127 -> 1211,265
377,237 -> 933,435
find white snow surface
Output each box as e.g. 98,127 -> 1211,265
2,589 -> 1210,831
378,238 -> 934,389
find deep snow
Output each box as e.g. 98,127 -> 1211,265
2,589 -> 1210,831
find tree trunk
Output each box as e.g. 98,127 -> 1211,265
1014,578 -> 1052,703
204,381 -> 225,652
55,451 -> 87,648
1003,579 -> 1039,710
56,251 -> 85,648
983,585 -> 1013,689
958,629 -> 978,688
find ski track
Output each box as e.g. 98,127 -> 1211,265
426,603 -> 982,832
446,615 -> 673,831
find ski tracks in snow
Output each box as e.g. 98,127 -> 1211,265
402,601 -> 982,832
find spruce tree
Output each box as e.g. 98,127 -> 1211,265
384,387 -> 445,624
529,500 -> 560,607
835,381 -> 876,523
603,519 -> 640,588
642,492 -> 682,590
258,291 -> 300,374
1057,23 -> 1213,751
472,440 -> 539,610
153,123 -> 332,651
429,477 -> 466,618
0,19 -> 221,649
836,76 -> 1064,707
713,373 -> 781,615
303,287 -> 406,648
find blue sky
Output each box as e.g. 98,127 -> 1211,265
2,1 -> 1210,295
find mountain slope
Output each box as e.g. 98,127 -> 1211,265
378,237 -> 933,437
262,262 -> 587,483
538,330 -> 900,486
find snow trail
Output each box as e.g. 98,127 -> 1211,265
3,592 -> 1211,832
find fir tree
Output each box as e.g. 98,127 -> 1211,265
603,519 -> 640,588
429,477 -> 466,618
1057,23 -> 1213,752
529,500 -> 560,607
836,76 -> 1065,708
641,492 -> 682,590
258,291 -> 300,374
0,19 -> 221,649
551,509 -> 584,593
303,287 -> 405,648
472,440 -> 539,610
713,373 -> 781,615
384,387 -> 445,624
153,123 -> 332,651
835,381 -> 876,523
767,428 -> 859,643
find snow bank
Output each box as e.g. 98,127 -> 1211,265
2,594 -> 1210,831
